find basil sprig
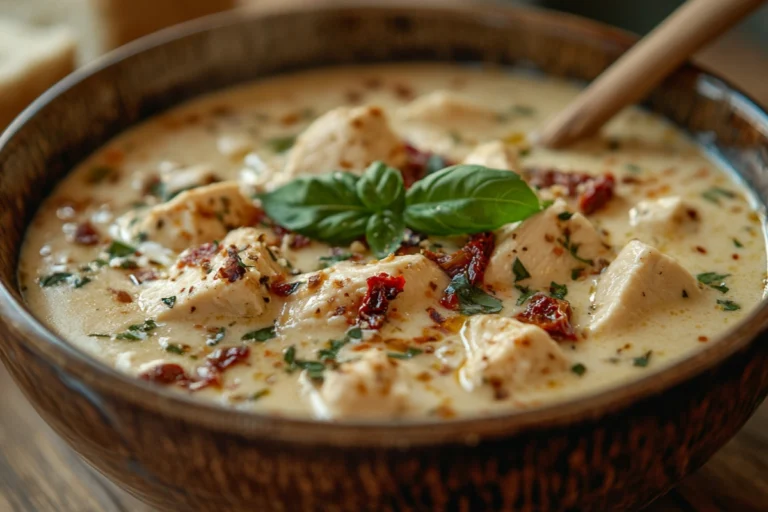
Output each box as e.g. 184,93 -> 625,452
260,161 -> 541,258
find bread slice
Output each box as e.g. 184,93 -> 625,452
92,0 -> 237,50
0,19 -> 76,130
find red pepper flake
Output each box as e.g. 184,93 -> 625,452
427,306 -> 446,325
698,336 -> 709,343
108,288 -> 133,303
73,221 -> 100,245
358,273 -> 406,329
179,242 -> 220,268
695,246 -> 707,254
215,246 -> 246,283
516,294 -> 576,341
140,363 -> 189,385
578,174 -> 615,215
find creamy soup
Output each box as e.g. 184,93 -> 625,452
19,64 -> 767,420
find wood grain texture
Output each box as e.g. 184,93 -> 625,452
1,359 -> 765,512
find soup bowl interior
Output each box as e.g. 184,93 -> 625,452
1,2 -> 768,511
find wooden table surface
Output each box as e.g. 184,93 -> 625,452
2,3 -> 768,511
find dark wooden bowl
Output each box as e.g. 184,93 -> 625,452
1,2 -> 767,510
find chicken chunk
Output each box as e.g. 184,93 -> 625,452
138,228 -> 286,322
629,196 -> 699,236
114,181 -> 259,252
590,240 -> 702,334
460,316 -> 568,396
400,90 -> 497,127
279,254 -> 450,338
312,350 -> 412,419
485,199 -> 612,291
462,140 -> 520,171
159,163 -> 220,198
283,105 -> 406,179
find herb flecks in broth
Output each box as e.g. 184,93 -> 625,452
20,64 -> 766,421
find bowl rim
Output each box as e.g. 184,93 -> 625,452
2,0 -> 768,447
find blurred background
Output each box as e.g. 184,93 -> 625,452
1,0 -> 767,131
1,1 -> 767,511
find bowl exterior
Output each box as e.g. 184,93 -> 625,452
1,3 -> 767,511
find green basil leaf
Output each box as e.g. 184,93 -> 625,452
446,273 -> 503,315
366,211 -> 405,259
404,165 -> 541,235
355,161 -> 405,212
260,172 -> 370,244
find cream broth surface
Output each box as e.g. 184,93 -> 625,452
20,64 -> 767,420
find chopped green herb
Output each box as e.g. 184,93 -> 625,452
633,351 -> 653,367
161,296 -> 176,308
106,240 -> 136,259
72,276 -> 91,288
571,363 -> 587,376
717,299 -> 741,311
512,257 -> 530,282
266,135 -> 297,153
319,253 -> 353,268
114,319 -> 158,340
702,186 -> 736,205
206,327 -> 226,346
115,331 -> 144,341
242,326 -> 276,342
251,389 -> 271,401
557,211 -> 573,221
549,282 -> 568,300
88,333 -> 110,338
515,285 -> 536,306
165,344 -> 185,355
445,273 -> 503,316
86,166 -> 114,184
39,272 -> 73,287
317,327 -> 363,362
284,346 -> 326,379
696,272 -> 730,294
571,268 -> 584,281
387,347 -> 423,360
625,163 -> 642,174
733,238 -> 744,248
558,232 -> 594,266
119,260 -> 138,269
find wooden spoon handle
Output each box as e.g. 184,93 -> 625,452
536,0 -> 765,148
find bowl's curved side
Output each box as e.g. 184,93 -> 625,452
3,309 -> 767,511
1,3 -> 768,511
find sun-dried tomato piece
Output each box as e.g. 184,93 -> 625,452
516,294 -> 576,341
139,363 -> 189,386
179,242 -> 220,268
425,232 -> 495,286
526,168 -> 615,215
578,174 -> 615,215
401,143 -> 453,188
73,221 -> 100,245
270,277 -> 301,297
272,224 -> 311,249
215,246 -> 246,283
206,345 -> 250,372
526,168 -> 594,196
358,273 -> 406,329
